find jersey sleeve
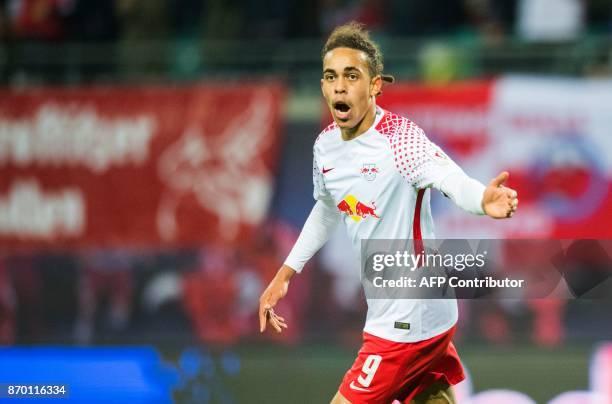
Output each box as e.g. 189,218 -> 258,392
389,121 -> 486,214
283,199 -> 340,272
313,145 -> 333,202
390,122 -> 463,190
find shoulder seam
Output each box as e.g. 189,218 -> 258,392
375,111 -> 413,139
375,111 -> 428,185
315,121 -> 338,144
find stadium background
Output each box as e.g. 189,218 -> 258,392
1,0 -> 612,403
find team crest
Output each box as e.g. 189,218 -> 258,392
361,164 -> 379,181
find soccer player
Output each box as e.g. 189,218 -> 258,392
258,22 -> 518,404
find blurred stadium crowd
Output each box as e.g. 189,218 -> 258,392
0,0 -> 612,85
1,0 -> 611,42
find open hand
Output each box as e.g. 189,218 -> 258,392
482,171 -> 518,219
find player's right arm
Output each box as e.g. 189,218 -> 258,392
259,146 -> 341,333
259,199 -> 340,333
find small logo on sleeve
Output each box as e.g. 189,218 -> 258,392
394,321 -> 410,330
426,146 -> 449,165
322,166 -> 335,174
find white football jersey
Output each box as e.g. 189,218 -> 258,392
313,106 -> 465,343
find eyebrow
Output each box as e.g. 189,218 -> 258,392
323,66 -> 363,74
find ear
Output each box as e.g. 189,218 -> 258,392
371,75 -> 383,97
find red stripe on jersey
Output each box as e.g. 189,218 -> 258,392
413,189 -> 425,265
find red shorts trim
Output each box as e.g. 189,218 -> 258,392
338,326 -> 464,403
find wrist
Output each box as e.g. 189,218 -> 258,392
481,187 -> 489,216
276,265 -> 296,282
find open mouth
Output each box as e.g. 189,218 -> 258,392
333,101 -> 351,120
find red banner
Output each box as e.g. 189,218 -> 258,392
378,80 -> 493,158
0,84 -> 286,247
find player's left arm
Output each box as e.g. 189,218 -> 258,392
436,168 -> 518,219
398,124 -> 518,219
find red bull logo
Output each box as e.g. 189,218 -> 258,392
337,195 -> 380,222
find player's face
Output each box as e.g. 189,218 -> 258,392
321,48 -> 382,132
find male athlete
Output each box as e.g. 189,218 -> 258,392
259,22 -> 518,403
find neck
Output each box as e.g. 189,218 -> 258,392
341,101 -> 377,141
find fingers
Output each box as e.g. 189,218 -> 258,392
489,171 -> 509,188
484,185 -> 519,219
261,307 -> 287,334
506,194 -> 518,207
266,309 -> 288,333
259,293 -> 288,334
502,186 -> 518,216
271,312 -> 286,323
506,196 -> 518,218
259,290 -> 274,332
266,309 -> 280,332
259,300 -> 267,333
259,290 -> 275,332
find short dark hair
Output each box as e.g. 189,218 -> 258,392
322,22 -> 384,80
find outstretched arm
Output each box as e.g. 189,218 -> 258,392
438,170 -> 518,219
387,121 -> 518,219
259,199 -> 340,333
